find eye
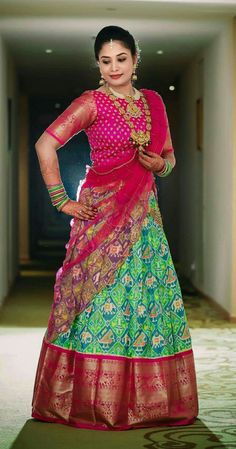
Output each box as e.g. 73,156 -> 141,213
102,60 -> 110,65
118,58 -> 126,62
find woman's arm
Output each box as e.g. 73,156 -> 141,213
138,92 -> 175,177
35,132 -> 97,219
159,126 -> 176,169
153,125 -> 176,177
35,132 -> 62,185
138,125 -> 175,176
35,91 -> 98,220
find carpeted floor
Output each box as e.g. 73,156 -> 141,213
0,268 -> 236,449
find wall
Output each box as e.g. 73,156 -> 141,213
0,36 -> 19,307
0,35 -> 8,307
19,95 -> 30,262
231,18 -> 236,319
7,47 -> 19,288
178,20 -> 235,318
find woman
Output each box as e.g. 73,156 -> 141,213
31,25 -> 199,430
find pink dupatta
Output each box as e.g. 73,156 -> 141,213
46,89 -> 169,342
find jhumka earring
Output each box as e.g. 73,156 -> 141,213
99,75 -> 105,86
132,65 -> 137,82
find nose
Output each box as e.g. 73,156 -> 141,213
111,60 -> 118,72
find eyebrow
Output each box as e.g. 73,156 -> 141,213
100,52 -> 128,59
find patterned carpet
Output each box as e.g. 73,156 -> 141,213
0,273 -> 235,448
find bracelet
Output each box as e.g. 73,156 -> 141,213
155,159 -> 173,177
47,183 -> 70,211
156,159 -> 166,175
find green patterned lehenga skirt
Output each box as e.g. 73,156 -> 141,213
53,191 -> 191,357
31,191 -> 199,430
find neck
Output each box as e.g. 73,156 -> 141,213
107,82 -> 134,97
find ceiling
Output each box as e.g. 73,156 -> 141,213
0,0 -> 235,96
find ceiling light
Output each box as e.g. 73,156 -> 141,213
169,85 -> 175,91
156,50 -> 163,55
45,49 -> 53,54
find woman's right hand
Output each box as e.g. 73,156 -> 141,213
60,199 -> 98,220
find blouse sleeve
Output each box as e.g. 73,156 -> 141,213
45,90 -> 97,146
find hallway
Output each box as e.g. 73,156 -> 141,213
0,0 -> 236,447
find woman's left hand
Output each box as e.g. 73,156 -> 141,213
138,150 -> 165,172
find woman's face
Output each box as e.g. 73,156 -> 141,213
98,40 -> 137,88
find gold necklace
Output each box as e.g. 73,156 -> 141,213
108,86 -> 141,100
108,86 -> 142,118
105,84 -> 152,152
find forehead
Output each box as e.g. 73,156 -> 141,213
99,40 -> 130,57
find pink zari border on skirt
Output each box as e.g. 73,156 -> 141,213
31,339 -> 199,430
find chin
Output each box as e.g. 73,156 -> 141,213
109,78 -> 129,86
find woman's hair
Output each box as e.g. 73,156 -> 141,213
94,25 -> 141,64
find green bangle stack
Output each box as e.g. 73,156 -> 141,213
47,183 -> 70,211
155,159 -> 173,177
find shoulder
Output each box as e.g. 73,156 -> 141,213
67,90 -> 97,122
72,89 -> 95,103
140,88 -> 165,109
70,90 -> 97,117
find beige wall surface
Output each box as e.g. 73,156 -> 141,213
231,18 -> 236,319
178,19 -> 235,318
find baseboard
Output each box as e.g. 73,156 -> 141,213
194,286 -> 236,322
